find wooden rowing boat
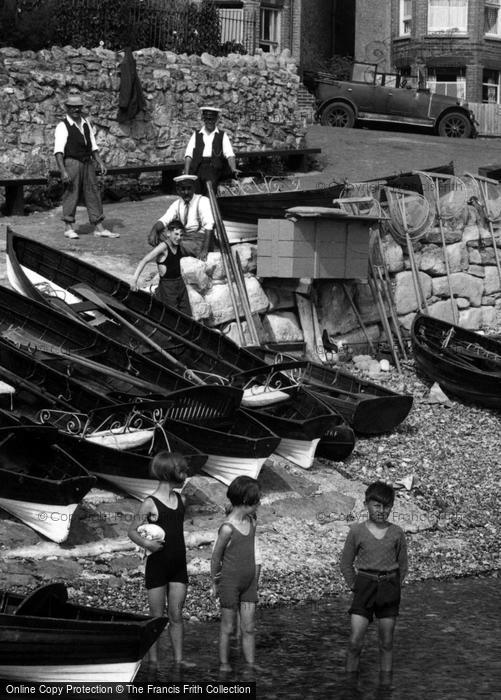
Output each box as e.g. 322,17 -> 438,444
411,312 -> 501,408
5,239 -> 346,467
5,230 -> 405,440
0,583 -> 167,682
0,409 -> 208,502
251,356 -> 413,435
216,163 -> 455,225
0,334 -> 277,485
0,424 -> 95,542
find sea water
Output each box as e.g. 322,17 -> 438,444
135,575 -> 501,699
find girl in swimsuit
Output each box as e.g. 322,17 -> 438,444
128,451 -> 194,667
211,476 -> 261,672
132,219 -> 191,315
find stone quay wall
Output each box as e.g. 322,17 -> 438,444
177,203 -> 501,356
0,45 -> 309,177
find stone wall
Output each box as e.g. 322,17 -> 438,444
0,45 -> 309,176
171,201 -> 501,356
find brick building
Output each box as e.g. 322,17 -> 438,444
216,1 -> 355,73
390,0 -> 501,103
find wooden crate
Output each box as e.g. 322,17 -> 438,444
257,216 -> 372,279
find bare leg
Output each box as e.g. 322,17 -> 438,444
147,585 -> 167,664
239,602 -> 256,665
167,582 -> 193,666
346,614 -> 369,673
219,608 -> 236,671
378,616 -> 396,685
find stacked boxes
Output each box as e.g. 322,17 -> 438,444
257,214 -> 373,279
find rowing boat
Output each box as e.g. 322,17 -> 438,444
5,230 -> 409,440
411,312 -> 501,407
0,583 -> 167,682
0,423 -> 95,542
0,333 -> 278,485
5,239 -> 346,467
0,409 -> 207,502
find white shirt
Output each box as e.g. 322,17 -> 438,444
184,126 -> 235,159
158,194 -> 214,232
54,114 -> 99,155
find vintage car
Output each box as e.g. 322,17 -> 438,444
305,61 -> 477,138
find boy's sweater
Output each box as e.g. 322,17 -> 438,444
339,522 -> 408,590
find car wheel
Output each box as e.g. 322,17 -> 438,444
320,102 -> 355,128
437,111 -> 472,138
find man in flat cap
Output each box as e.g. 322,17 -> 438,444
183,106 -> 239,195
148,174 -> 215,259
54,92 -> 118,239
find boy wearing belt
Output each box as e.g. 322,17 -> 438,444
340,481 -> 408,688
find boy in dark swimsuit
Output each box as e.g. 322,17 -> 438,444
128,452 -> 195,667
132,219 -> 191,315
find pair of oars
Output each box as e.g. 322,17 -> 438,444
464,172 -> 501,289
71,283 -> 207,386
416,171 -> 459,324
207,181 -> 261,346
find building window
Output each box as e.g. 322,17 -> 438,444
260,7 -> 281,52
428,0 -> 468,33
400,0 -> 412,35
485,0 -> 501,36
218,7 -> 244,45
483,69 -> 500,103
427,67 -> 466,98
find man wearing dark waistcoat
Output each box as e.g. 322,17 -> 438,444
183,106 -> 239,195
54,93 -> 118,239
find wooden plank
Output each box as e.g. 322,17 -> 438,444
295,293 -> 321,362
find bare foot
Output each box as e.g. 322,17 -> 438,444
175,659 -> 196,669
219,663 -> 232,672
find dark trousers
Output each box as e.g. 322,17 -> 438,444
194,159 -> 223,196
155,277 -> 191,316
62,157 -> 104,225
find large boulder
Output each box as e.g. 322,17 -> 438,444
432,272 -> 483,307
394,270 -> 432,315
261,311 -> 303,342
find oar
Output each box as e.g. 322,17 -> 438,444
427,174 -> 459,324
478,176 -> 501,287
367,269 -> 402,374
342,282 -> 377,355
395,192 -> 428,314
207,182 -> 261,345
374,231 -> 408,360
71,284 -> 206,386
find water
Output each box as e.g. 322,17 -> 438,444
136,575 -> 501,699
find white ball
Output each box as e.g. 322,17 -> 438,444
137,523 -> 165,543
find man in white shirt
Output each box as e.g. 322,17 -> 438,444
54,93 -> 118,239
147,175 -> 215,259
183,106 -> 239,195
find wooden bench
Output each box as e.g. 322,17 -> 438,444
1,147 -> 321,215
0,175 -> 48,216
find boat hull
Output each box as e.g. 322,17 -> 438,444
0,660 -> 141,683
0,584 -> 167,683
411,312 -> 501,408
0,498 -> 78,543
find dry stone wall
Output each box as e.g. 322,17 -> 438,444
0,45 -> 308,177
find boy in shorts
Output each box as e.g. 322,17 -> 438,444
340,481 -> 408,687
